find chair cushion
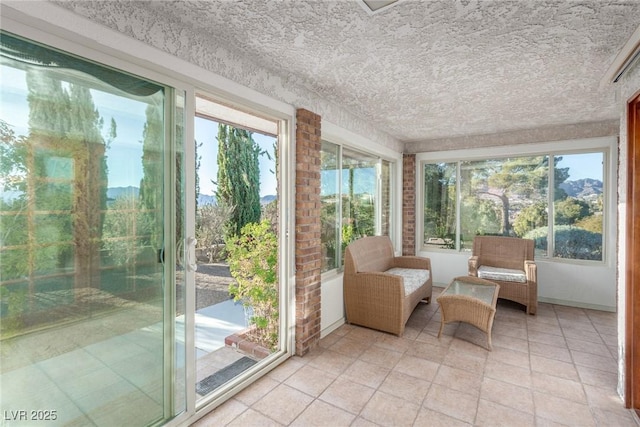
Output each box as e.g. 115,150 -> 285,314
477,265 -> 526,283
385,268 -> 430,296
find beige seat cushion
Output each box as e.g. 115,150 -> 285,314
386,267 -> 430,296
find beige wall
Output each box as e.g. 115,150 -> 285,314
615,56 -> 640,401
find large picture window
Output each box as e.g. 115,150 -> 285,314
422,151 -> 605,262
320,141 -> 393,272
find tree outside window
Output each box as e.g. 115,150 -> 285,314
422,151 -> 605,261
320,141 -> 392,273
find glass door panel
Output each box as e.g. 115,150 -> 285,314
0,32 -> 177,426
193,97 -> 280,403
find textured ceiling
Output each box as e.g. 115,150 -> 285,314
59,1 -> 640,142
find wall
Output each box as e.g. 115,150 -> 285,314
615,53 -> 640,402
402,154 -> 417,255
295,109 -> 322,355
320,273 -> 345,337
425,252 -> 616,311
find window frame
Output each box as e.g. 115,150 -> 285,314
416,137 -> 615,266
320,122 -> 401,276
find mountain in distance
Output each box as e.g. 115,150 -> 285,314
559,178 -> 603,198
106,186 -> 139,200
108,187 -> 275,206
198,194 -> 216,206
260,195 -> 276,205
199,194 -> 275,206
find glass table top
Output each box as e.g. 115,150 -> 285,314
442,279 -> 498,306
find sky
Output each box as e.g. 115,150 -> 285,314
195,116 -> 277,197
555,152 -> 603,181
1,65 -> 277,197
2,62 -> 601,199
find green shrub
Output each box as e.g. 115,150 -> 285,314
226,220 -> 278,350
524,225 -> 602,260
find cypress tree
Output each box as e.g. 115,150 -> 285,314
140,102 -> 164,248
216,123 -> 261,238
25,69 -> 108,289
26,69 -> 71,137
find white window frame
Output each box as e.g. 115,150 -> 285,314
320,121 -> 402,277
416,136 -> 616,267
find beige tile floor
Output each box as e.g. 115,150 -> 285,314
194,287 -> 639,427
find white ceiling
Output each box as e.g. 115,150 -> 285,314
62,1 -> 640,143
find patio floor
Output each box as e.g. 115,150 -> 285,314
194,286 -> 639,427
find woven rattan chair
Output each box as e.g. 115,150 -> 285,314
343,236 -> 432,336
468,235 -> 537,315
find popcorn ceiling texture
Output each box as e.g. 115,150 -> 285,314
52,0 -> 639,149
50,0 -> 402,152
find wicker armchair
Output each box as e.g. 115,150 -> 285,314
343,236 -> 432,336
468,236 -> 537,315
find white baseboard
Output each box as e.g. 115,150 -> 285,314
537,297 -> 616,313
437,282 -> 616,312
321,317 -> 345,338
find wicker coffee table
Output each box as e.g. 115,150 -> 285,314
437,276 -> 500,350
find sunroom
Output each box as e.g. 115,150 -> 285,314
1,1 -> 639,426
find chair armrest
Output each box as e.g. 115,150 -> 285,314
524,260 -> 537,283
524,260 -> 538,314
468,256 -> 479,276
392,256 -> 431,271
344,271 -> 405,334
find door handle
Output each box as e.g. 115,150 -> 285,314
186,236 -> 198,272
177,240 -> 184,267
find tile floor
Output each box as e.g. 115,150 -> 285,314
0,298 -> 247,426
1,316 -> 166,426
194,287 -> 639,427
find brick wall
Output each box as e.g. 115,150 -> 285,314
381,160 -> 391,236
294,109 -> 322,356
402,154 -> 416,256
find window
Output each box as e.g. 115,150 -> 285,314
422,151 -> 605,262
460,156 -> 550,253
423,162 -> 457,249
552,153 -> 604,261
320,141 -> 393,272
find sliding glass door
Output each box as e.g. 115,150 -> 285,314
0,32 -> 184,425
191,95 -> 281,406
1,29 -> 291,426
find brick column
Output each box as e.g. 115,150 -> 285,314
295,109 -> 322,356
402,154 -> 416,256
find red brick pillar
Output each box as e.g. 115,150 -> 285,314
402,154 -> 416,256
295,109 -> 322,356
